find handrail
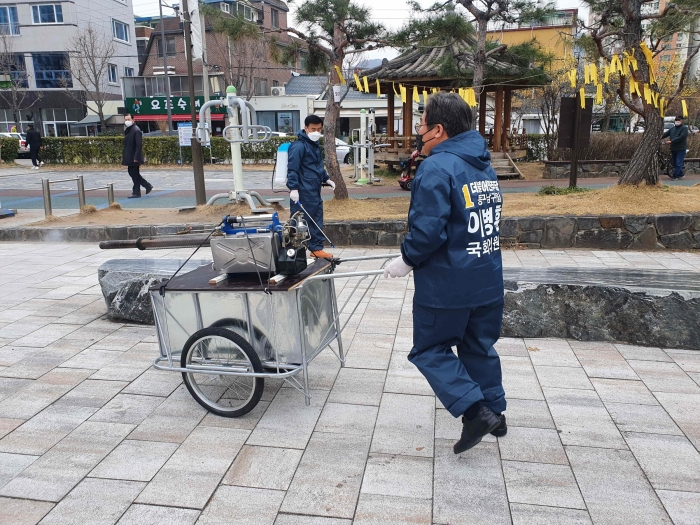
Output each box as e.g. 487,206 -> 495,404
41,175 -> 115,217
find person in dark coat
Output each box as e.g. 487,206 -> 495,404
123,114 -> 152,198
286,115 -> 335,258
662,116 -> 689,179
26,124 -> 43,169
384,92 -> 506,454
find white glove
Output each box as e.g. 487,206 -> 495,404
383,255 -> 413,278
326,180 -> 336,190
290,190 -> 299,203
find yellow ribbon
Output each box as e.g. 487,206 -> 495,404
568,69 -> 577,88
682,100 -> 689,117
580,88 -> 586,108
413,86 -> 420,103
334,65 -> 346,85
363,76 -> 370,94
353,74 -> 363,92
400,84 -> 407,104
376,79 -> 381,98
604,66 -> 610,83
596,84 -> 603,105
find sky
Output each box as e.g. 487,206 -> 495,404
132,0 -> 588,60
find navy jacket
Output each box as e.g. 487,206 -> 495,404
662,124 -> 689,152
286,131 -> 329,197
401,130 -> 504,309
122,124 -> 144,166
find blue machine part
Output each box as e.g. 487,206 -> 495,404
220,212 -> 283,237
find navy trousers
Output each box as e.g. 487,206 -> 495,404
290,194 -> 324,251
408,298 -> 506,418
671,149 -> 686,178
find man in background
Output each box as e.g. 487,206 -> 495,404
26,124 -> 43,170
122,114 -> 152,198
662,115 -> 689,179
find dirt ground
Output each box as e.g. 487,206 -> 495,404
29,184 -> 700,227
516,162 -> 545,181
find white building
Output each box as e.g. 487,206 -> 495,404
0,0 -> 138,135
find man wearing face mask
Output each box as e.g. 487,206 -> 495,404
384,92 -> 506,454
287,115 -> 335,258
662,116 -> 688,179
122,114 -> 152,198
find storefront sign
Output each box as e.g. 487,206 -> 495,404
125,97 -> 226,116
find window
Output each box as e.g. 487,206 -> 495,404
254,78 -> 267,96
33,52 -> 72,88
0,53 -> 27,87
220,2 -> 229,13
661,54 -> 671,62
32,4 -> 63,24
108,63 -> 118,83
156,37 -> 176,57
272,80 -> 279,87
124,66 -> 134,77
677,42 -> 683,48
270,8 -> 279,28
112,19 -> 130,42
237,3 -> 253,20
0,7 -> 19,35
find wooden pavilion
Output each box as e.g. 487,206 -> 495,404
360,39 -> 547,161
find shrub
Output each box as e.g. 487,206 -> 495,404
525,134 -> 549,162
39,135 -> 297,165
0,137 -> 18,163
549,132 -> 700,161
538,185 -> 592,196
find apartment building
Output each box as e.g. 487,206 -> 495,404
0,0 -> 138,135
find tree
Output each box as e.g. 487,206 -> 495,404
0,35 -> 33,130
64,24 -> 117,130
202,6 -> 264,100
583,0 -> 700,185
269,0 -> 388,200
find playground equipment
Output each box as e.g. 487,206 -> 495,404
348,108 -> 386,185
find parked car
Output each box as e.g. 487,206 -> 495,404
335,138 -> 352,164
0,132 -> 29,156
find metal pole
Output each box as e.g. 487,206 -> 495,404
77,175 -> 86,208
570,91 -> 582,189
158,0 -> 173,132
200,9 -> 211,165
107,183 -> 114,205
229,87 -> 243,194
181,0 -> 207,205
41,178 -> 52,217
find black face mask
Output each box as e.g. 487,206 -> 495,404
415,125 -> 437,153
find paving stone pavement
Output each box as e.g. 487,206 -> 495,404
0,242 -> 699,524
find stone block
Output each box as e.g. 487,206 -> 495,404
324,223 -> 351,246
655,214 -> 692,235
126,226 -> 154,239
98,258 -> 211,324
692,214 -> 700,231
660,231 -> 694,249
86,227 -> 106,243
500,218 -> 519,238
155,225 -> 179,235
383,221 -> 408,233
599,216 -> 624,229
631,225 -> 661,250
624,216 -> 648,234
518,217 -> 545,231
574,228 -> 633,249
24,228 -> 42,241
350,221 -> 371,230
518,230 -> 543,244
576,217 -> 600,230
377,232 -> 399,246
695,232 -> 700,245
542,217 -> 576,248
350,229 -> 378,246
105,226 -> 128,240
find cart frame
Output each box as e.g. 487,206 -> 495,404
150,253 -> 396,409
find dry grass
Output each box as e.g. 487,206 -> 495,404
79,205 -> 97,215
28,184 -> 700,227
516,162 -> 545,181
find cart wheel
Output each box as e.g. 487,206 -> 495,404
181,327 -> 264,417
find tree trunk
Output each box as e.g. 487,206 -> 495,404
323,33 -> 349,200
618,109 -> 663,185
471,18 -> 488,130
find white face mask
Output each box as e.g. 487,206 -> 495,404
307,131 -> 322,142
125,120 -> 133,128
675,121 -> 682,127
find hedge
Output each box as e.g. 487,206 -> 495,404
35,136 -> 297,165
0,137 -> 18,163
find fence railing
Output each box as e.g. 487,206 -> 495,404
41,176 -> 114,217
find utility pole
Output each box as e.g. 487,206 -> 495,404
200,8 -> 211,163
181,0 -> 207,205
158,0 -> 173,132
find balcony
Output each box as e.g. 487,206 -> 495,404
0,23 -> 20,36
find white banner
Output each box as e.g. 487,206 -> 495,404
189,5 -> 203,61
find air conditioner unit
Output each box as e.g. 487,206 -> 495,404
271,86 -> 286,96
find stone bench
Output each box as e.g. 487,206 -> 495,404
98,259 -> 700,350
98,258 -> 212,324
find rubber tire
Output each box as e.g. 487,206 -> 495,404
405,179 -> 412,191
181,327 -> 264,418
344,152 -> 353,164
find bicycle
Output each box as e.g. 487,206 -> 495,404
657,145 -> 672,179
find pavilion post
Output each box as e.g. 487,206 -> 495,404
493,86 -> 504,153
402,97 -> 413,153
387,91 -> 395,151
478,89 -> 487,136
503,88 -> 512,151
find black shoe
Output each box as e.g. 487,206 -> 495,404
490,413 -> 507,437
128,194 -> 141,199
454,405 -> 501,454
145,185 -> 153,194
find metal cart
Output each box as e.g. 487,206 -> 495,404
149,254 -> 394,417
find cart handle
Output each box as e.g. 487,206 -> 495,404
305,269 -> 385,282
336,253 -> 397,262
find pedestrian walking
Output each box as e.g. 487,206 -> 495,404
26,124 -> 43,170
286,115 -> 335,258
123,114 -> 152,198
662,115 -> 689,179
384,92 -> 507,454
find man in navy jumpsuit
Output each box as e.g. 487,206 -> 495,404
384,92 -> 506,454
287,115 -> 335,258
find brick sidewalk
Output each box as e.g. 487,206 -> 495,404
0,244 -> 699,524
